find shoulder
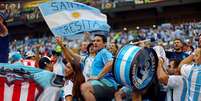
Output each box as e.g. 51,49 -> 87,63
100,48 -> 112,54
167,75 -> 183,88
96,48 -> 112,57
99,48 -> 110,53
168,75 -> 183,81
180,64 -> 193,78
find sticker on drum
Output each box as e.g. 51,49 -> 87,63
131,48 -> 158,91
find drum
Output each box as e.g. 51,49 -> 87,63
114,44 -> 158,91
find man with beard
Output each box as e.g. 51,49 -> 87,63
166,38 -> 189,62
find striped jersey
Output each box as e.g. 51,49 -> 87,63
0,63 -> 64,101
181,64 -> 201,101
166,75 -> 187,101
0,77 -> 42,101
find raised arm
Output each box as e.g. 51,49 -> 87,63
179,48 -> 201,68
178,54 -> 194,68
34,44 -> 41,68
56,37 -> 74,63
157,58 -> 169,85
83,32 -> 92,42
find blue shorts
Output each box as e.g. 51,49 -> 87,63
90,78 -> 116,100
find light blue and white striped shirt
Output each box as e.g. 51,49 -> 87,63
166,75 -> 187,101
181,64 -> 201,101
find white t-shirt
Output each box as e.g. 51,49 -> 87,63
63,80 -> 73,98
53,57 -> 65,76
166,75 -> 187,101
81,55 -> 94,81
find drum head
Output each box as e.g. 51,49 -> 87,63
131,48 -> 158,91
113,44 -> 158,90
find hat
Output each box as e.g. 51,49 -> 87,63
39,56 -> 51,69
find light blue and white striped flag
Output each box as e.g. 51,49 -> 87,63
38,0 -> 110,37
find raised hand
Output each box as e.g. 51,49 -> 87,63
55,37 -> 63,46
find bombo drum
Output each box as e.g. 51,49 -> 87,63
114,44 -> 158,91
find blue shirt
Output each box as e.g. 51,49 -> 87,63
166,51 -> 189,61
91,48 -> 113,77
0,36 -> 9,63
91,48 -> 117,87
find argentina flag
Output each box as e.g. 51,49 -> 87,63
38,0 -> 110,37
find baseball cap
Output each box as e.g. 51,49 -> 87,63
39,56 -> 51,69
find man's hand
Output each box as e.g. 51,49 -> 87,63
55,37 -> 64,47
158,58 -> 164,66
157,58 -> 169,85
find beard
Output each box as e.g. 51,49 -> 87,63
174,47 -> 182,52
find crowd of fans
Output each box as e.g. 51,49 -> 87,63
9,21 -> 201,59
1,7 -> 201,100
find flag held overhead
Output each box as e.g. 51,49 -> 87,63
39,0 -> 110,37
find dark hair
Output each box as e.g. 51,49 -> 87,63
169,58 -> 181,68
94,34 -> 107,43
39,57 -> 51,69
174,38 -> 183,44
86,43 -> 93,53
114,44 -> 119,50
70,59 -> 85,98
